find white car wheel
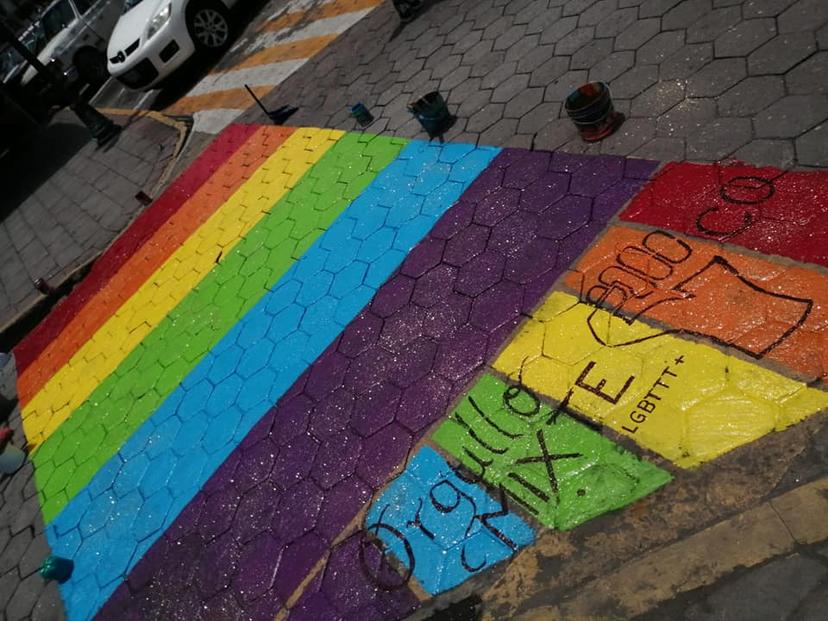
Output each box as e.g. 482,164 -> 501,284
190,5 -> 230,50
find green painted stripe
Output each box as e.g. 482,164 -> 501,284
34,133 -> 408,522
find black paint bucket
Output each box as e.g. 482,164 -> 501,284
351,103 -> 374,127
565,81 -> 624,142
409,91 -> 453,137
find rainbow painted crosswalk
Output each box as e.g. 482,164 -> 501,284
15,127 -> 828,620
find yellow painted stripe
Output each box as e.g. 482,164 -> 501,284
21,127 -> 344,448
165,85 -> 272,115
263,0 -> 382,32
234,34 -> 338,70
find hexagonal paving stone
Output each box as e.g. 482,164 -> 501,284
748,32 -> 817,75
754,95 -> 828,138
688,58 -> 746,97
715,18 -> 777,57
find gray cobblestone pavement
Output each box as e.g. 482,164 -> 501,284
638,545 -> 828,621
0,357 -> 64,620
0,111 -> 181,331
239,0 -> 828,168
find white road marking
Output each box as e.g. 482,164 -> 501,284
247,9 -> 374,52
191,108 -> 250,134
187,59 -> 306,97
266,0 -> 337,22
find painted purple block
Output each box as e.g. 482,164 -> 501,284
625,157 -> 661,180
97,148 -> 658,620
288,533 -> 419,621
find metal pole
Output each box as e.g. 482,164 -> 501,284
0,19 -> 120,145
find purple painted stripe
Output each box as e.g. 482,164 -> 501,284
96,150 -> 658,620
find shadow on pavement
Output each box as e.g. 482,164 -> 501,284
0,119 -> 90,224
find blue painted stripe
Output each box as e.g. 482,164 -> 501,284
47,140 -> 500,621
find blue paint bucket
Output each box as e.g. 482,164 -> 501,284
350,103 -> 374,127
565,81 -> 624,142
408,91 -> 453,137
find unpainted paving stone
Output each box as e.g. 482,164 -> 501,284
786,52 -> 828,94
660,43 -> 714,80
687,57 -> 746,97
589,51 -> 635,83
504,87 -> 545,119
6,572 -> 45,621
638,30 -> 686,65
657,98 -> 718,137
639,0 -> 682,19
493,23 -> 527,52
539,14 -> 578,45
578,0 -> 616,27
441,65 -> 472,91
732,140 -> 796,169
686,116 -> 753,160
748,32 -> 817,75
492,73 -> 531,103
662,0 -> 712,30
517,102 -> 562,135
533,118 -> 579,150
744,0 -> 797,18
505,33 -> 542,63
684,554 -> 827,621
714,18 -> 777,58
794,583 -> 828,621
545,70 -> 590,101
530,56 -> 571,87
467,103 -> 507,132
562,0 -> 600,18
631,80 -> 686,117
778,0 -> 828,34
470,50 -> 507,78
609,65 -> 659,99
452,29 -> 483,56
480,118 -> 520,145
717,75 -> 786,116
556,26 -> 596,55
525,7 -> 565,36
481,60 -> 519,90
615,17 -> 661,50
632,136 -> 687,160
598,118 -> 657,155
687,6 -> 742,43
795,123 -> 828,166
753,94 -> 828,138
571,38 -> 614,70
818,23 -> 828,49
517,45 -> 558,74
595,7 -> 638,38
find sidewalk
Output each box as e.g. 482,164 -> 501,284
238,0 -> 827,167
0,1 -> 825,620
0,110 -> 184,335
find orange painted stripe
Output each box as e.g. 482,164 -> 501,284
234,34 -> 338,70
165,85 -> 272,115
562,224 -> 828,386
17,126 -> 291,405
263,0 -> 382,32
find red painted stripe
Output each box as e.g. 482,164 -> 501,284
13,123 -> 260,373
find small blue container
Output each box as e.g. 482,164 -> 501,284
350,103 -> 374,127
40,555 -> 74,583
